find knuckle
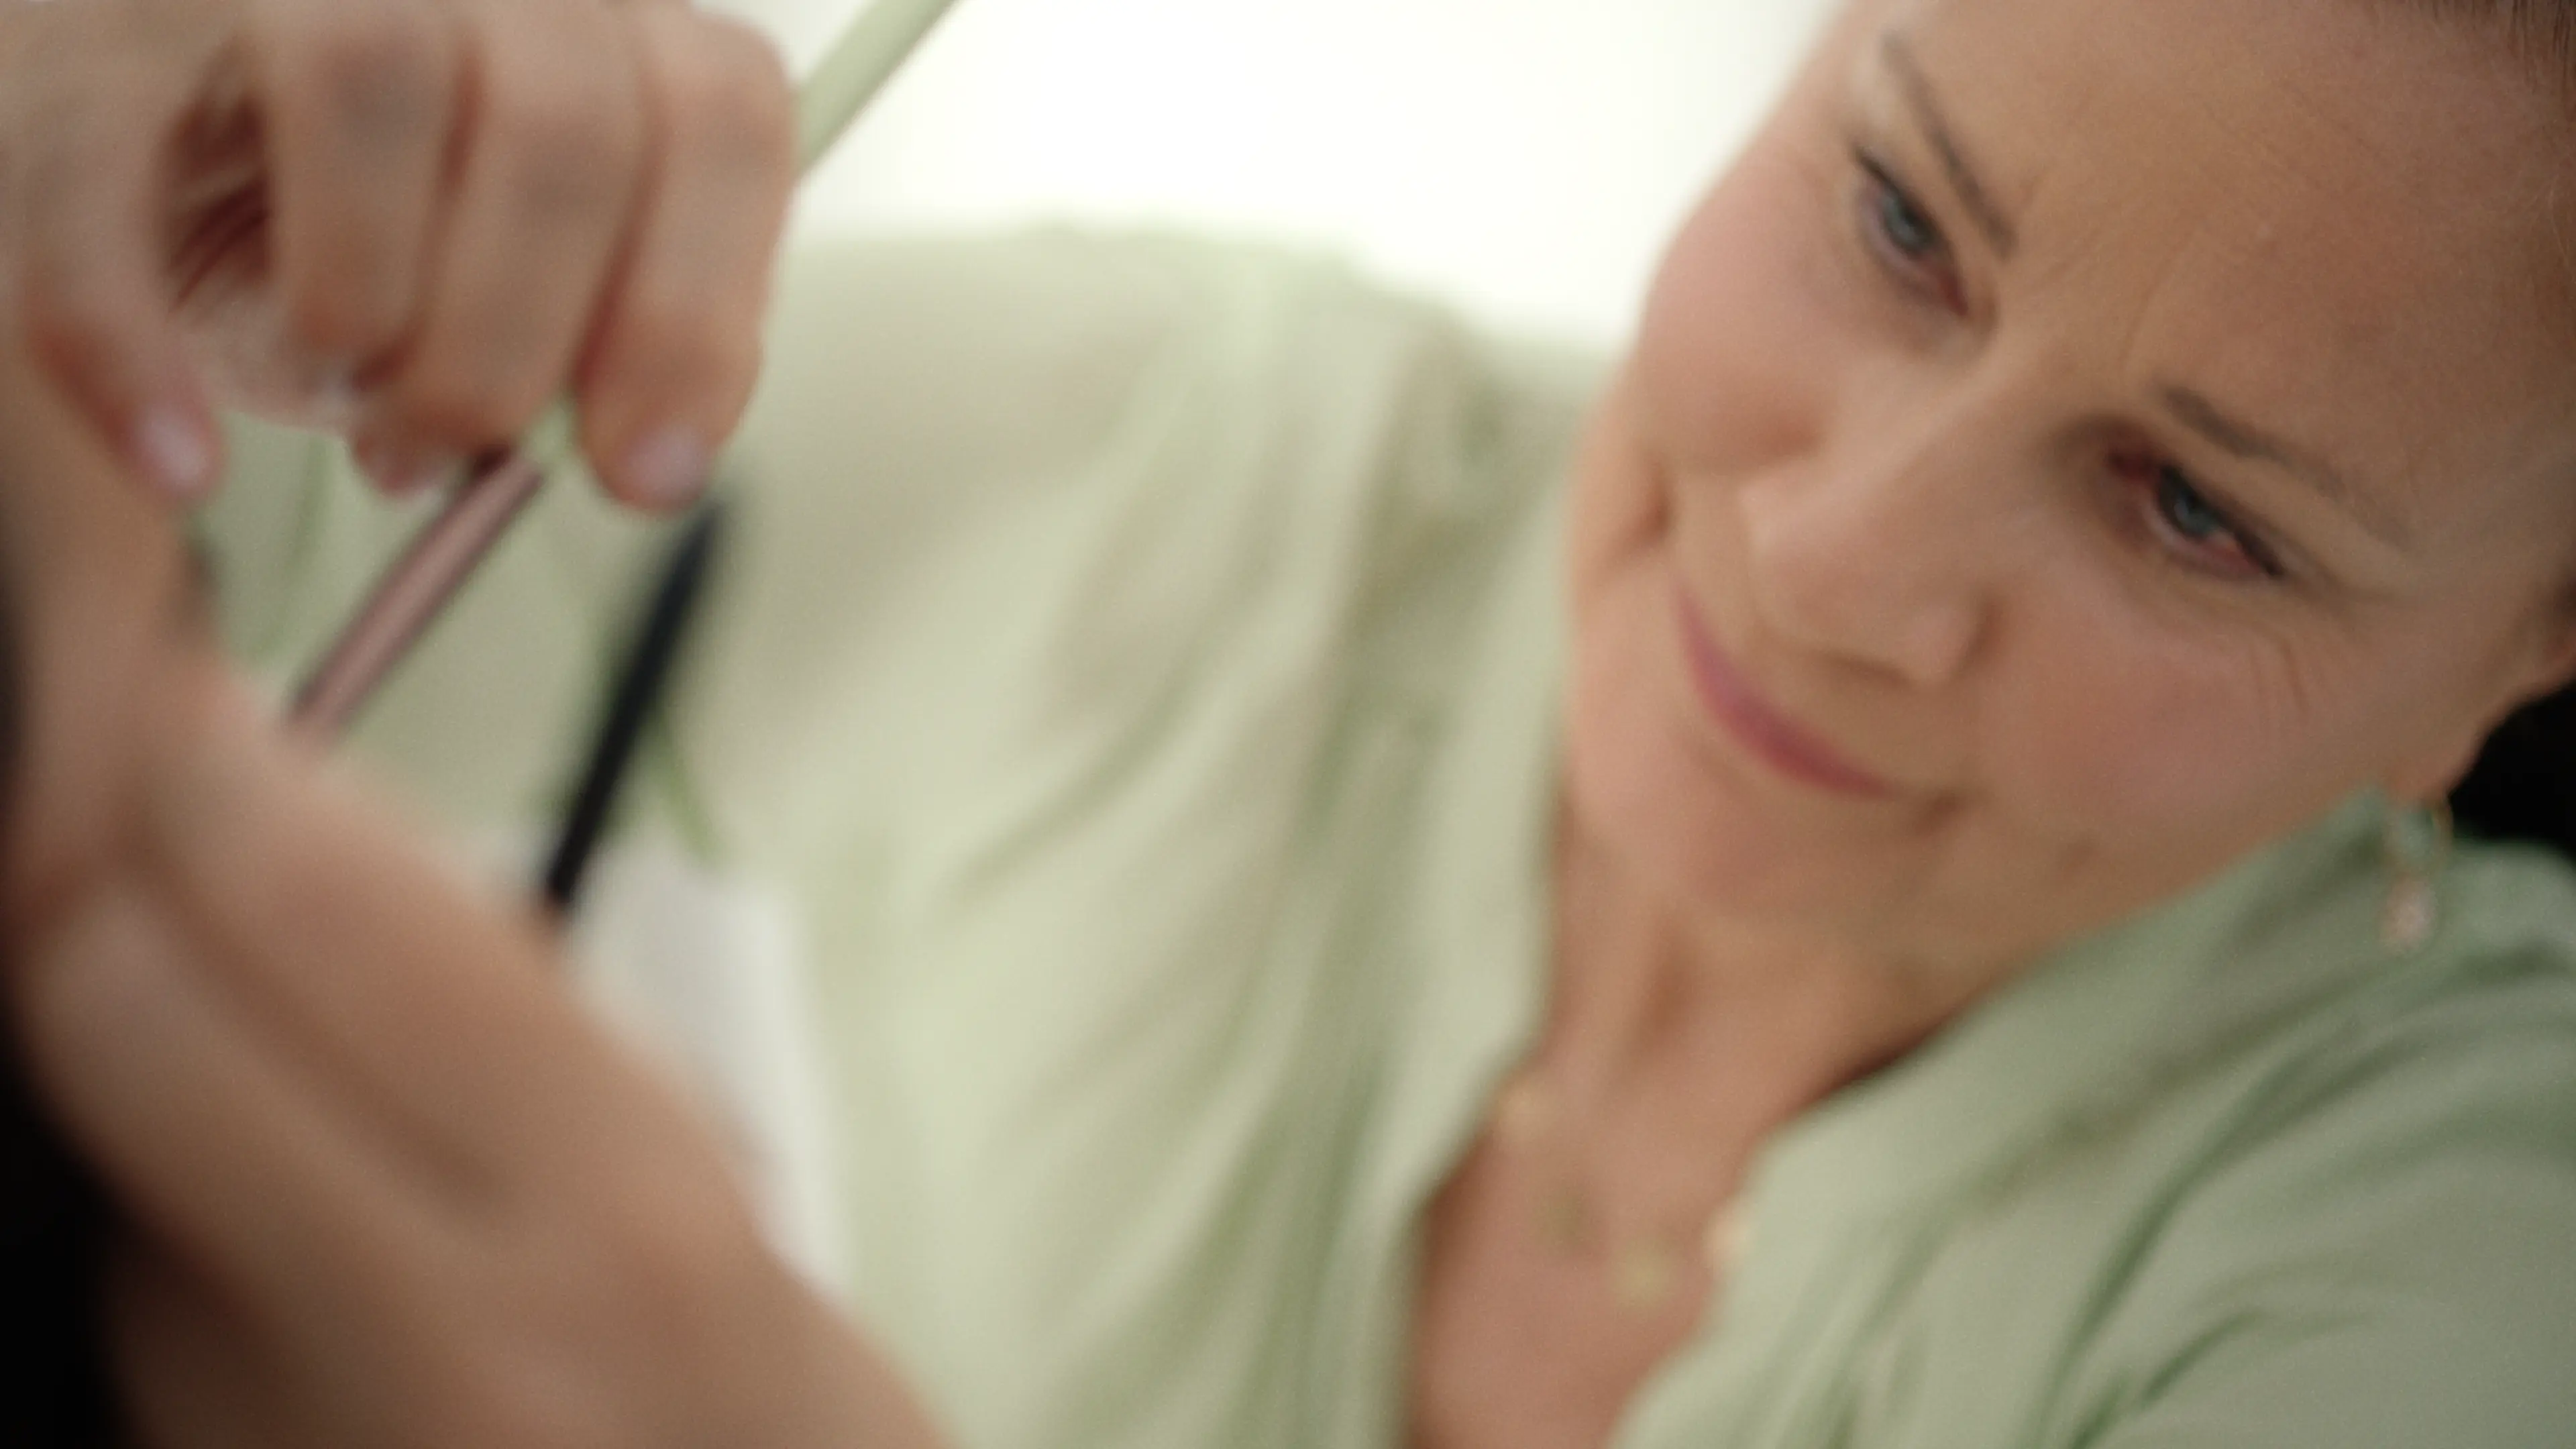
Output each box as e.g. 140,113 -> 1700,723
655,21 -> 796,170
280,258 -> 406,358
19,275 -> 136,381
6,80 -> 185,389
484,68 -> 646,221
411,382 -> 542,447
284,5 -> 455,139
10,74 -> 143,217
513,106 -> 643,221
394,361 -> 549,445
281,282 -> 397,360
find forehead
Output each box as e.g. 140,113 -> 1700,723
1880,0 -> 2576,543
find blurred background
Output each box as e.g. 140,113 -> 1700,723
707,0 -> 1836,345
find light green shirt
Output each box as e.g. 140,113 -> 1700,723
205,232 -> 2576,1448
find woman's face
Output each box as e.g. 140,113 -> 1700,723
1568,0 -> 2576,967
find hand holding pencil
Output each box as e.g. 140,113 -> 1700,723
294,0 -> 967,739
0,3 -> 965,1444
0,0 -> 798,511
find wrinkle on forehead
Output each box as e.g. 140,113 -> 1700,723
1905,0 -> 2576,549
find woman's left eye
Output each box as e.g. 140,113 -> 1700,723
2130,457 -> 2285,581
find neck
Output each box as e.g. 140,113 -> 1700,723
1544,804 -> 2017,1136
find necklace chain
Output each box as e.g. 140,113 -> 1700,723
1491,1071 -> 1752,1311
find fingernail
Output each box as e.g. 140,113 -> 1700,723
305,359 -> 364,431
132,406 -> 217,500
620,426 -> 710,510
352,439 -> 463,497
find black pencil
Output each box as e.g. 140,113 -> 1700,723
538,500 -> 728,916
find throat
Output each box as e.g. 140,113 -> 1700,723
1544,804 -> 1972,1138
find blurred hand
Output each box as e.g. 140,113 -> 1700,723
8,686 -> 947,1449
0,0 -> 799,510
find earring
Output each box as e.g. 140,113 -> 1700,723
2379,797 -> 2453,953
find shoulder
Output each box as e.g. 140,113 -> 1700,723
2206,828 -> 2576,1163
735,227 -> 1595,584
2069,828 -> 2576,1448
707,235 -> 1592,985
688,229 -> 1596,864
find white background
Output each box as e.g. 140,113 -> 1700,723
709,0 -> 1836,344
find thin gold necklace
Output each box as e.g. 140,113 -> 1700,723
1491,1070 -> 1753,1310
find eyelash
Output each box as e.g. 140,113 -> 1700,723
1848,148 -> 2288,586
1853,150 -> 1962,309
2116,451 -> 2286,582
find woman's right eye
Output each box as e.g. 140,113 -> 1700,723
1853,150 -> 1962,310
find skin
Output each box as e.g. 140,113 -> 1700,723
0,4 -> 908,1442
0,0 -> 799,509
6,0 -> 2575,1445
0,352 -> 946,1443
1411,0 -> 2576,1444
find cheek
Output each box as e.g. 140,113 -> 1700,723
1576,143 -> 1856,624
1626,141 -> 1852,497
1984,603 -> 2369,855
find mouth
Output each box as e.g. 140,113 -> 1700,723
1672,591 -> 1893,798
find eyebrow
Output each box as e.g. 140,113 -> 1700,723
1871,34 -> 2410,557
1879,32 -> 2019,259
2158,385 -> 2413,549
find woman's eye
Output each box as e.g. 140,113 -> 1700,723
1874,178 -> 1941,260
2131,457 -> 2285,581
1854,151 -> 1960,307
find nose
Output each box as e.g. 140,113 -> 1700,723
1736,425 -> 1994,689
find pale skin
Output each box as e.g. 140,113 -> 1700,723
0,1 -> 949,1442
0,345 -> 949,1444
10,0 -> 2576,1446
1413,0 -> 2576,1444
0,0 -> 799,508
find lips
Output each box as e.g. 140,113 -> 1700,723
1672,592 -> 1893,798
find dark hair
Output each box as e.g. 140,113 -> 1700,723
2453,685 -> 2576,856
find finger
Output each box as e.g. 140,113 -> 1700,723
136,688 -> 665,1191
366,0 -> 647,457
15,881 -> 439,1330
4,62 -> 223,500
250,0 -> 462,371
578,7 -> 796,510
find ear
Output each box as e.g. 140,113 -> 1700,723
2382,611 -> 2576,804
